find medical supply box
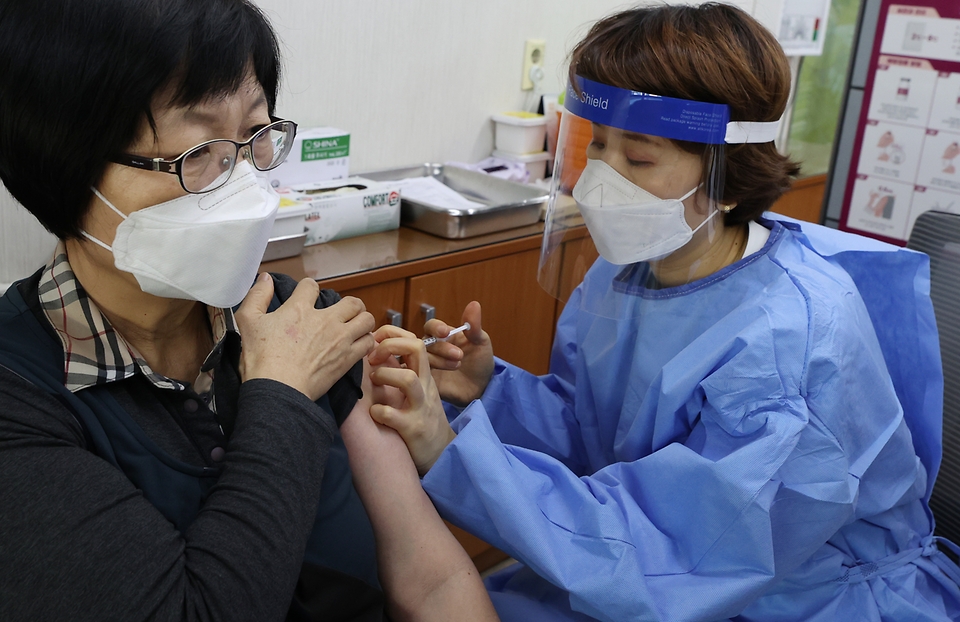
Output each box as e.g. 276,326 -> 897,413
268,127 -> 350,188
492,112 -> 547,155
264,177 -> 401,260
491,149 -> 551,182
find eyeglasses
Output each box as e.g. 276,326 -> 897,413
110,118 -> 298,193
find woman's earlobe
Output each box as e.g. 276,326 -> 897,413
691,190 -> 711,214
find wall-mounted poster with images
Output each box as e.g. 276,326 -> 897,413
779,0 -> 831,56
839,1 -> 960,244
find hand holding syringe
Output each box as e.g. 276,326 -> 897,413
389,323 -> 472,363
374,301 -> 492,407
422,322 -> 471,347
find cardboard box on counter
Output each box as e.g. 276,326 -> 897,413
270,177 -> 401,248
268,127 -> 350,188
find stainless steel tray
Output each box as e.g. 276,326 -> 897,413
358,163 -> 547,239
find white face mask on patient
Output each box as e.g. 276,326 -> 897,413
82,160 -> 280,308
572,159 -> 714,265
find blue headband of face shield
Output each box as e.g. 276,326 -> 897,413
564,76 -> 781,144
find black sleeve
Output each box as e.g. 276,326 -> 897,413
268,273 -> 363,426
0,368 -> 336,622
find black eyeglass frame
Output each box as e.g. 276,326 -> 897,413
109,117 -> 298,194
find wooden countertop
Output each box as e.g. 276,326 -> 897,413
260,222 -> 557,290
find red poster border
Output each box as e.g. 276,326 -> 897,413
838,0 -> 960,245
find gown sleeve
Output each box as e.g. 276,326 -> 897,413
422,265 -> 918,621
456,286 -> 590,476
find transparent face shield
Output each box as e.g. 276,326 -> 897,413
538,76 -> 780,318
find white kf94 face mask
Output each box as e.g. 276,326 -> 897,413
83,160 -> 280,308
572,158 -> 715,265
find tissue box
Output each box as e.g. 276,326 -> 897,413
271,177 -> 401,247
268,127 -> 350,188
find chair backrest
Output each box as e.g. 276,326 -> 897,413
908,210 -> 960,543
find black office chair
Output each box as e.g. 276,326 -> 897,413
907,210 -> 960,544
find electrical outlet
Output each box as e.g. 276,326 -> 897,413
521,39 -> 546,91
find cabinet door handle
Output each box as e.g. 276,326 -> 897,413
386,309 -> 403,327
420,303 -> 436,322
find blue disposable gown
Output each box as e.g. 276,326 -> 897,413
421,216 -> 960,621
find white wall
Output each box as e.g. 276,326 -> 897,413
0,0 -> 784,291
260,0 -> 637,171
0,185 -> 55,292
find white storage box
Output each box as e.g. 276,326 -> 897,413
268,127 -> 350,188
492,112 -> 547,155
269,177 -> 401,248
491,149 -> 551,182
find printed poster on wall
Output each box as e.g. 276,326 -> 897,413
840,1 -> 960,245
779,0 -> 831,56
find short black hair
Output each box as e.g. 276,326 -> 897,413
0,0 -> 282,239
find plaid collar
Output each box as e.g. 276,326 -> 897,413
38,241 -> 238,394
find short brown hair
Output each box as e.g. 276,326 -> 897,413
569,3 -> 800,223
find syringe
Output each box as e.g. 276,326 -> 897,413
422,322 -> 471,347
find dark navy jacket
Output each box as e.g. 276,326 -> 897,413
0,270 -> 382,621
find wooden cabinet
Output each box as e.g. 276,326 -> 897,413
770,173 -> 827,224
336,248 -> 555,378
334,280 -> 406,328
553,227 -> 600,313
404,249 -> 555,374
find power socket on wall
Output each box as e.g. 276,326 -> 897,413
521,39 -> 546,91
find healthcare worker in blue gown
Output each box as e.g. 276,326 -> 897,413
362,4 -> 960,622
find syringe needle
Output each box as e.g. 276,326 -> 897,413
422,322 -> 471,347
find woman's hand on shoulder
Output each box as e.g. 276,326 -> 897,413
235,274 -> 375,401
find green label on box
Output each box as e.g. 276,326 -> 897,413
301,135 -> 350,161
